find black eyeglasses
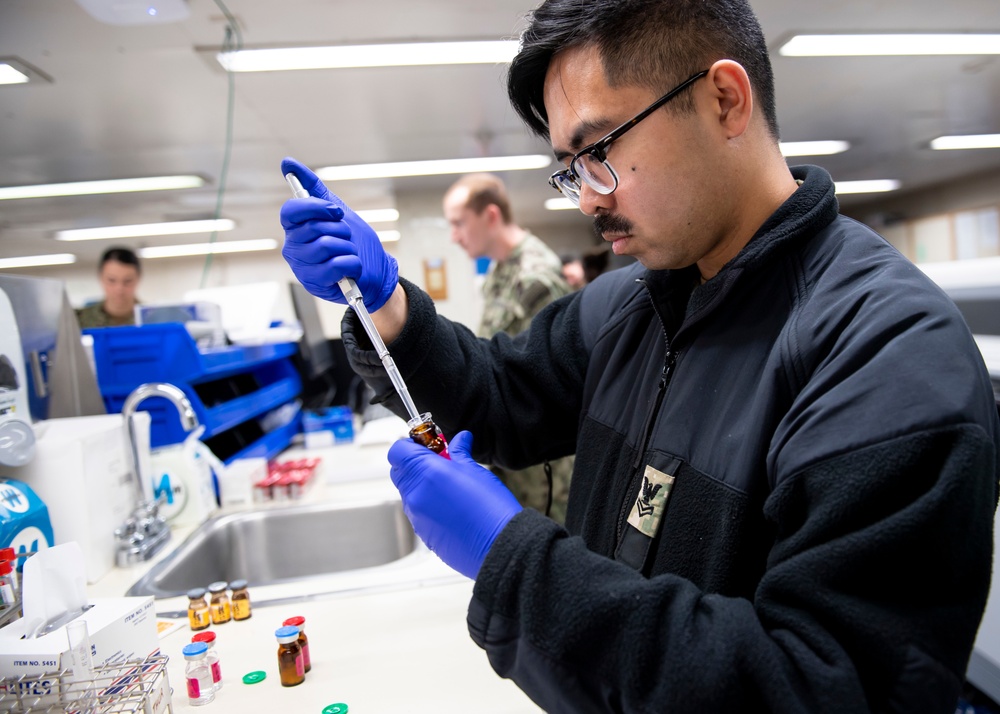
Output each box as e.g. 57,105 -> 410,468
548,69 -> 709,207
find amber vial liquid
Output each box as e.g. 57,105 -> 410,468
407,412 -> 450,459
283,616 -> 311,672
230,579 -> 252,621
275,626 -> 305,687
207,581 -> 232,625
187,588 -> 211,631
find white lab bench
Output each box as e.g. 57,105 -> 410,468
59,397 -> 1000,710
86,431 -> 543,713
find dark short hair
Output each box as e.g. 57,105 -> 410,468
446,174 -> 514,224
99,246 -> 141,275
507,0 -> 779,141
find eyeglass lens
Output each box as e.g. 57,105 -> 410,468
574,154 -> 618,194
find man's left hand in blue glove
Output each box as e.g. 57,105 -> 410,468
388,431 -> 523,580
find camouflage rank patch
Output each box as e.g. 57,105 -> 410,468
626,464 -> 676,538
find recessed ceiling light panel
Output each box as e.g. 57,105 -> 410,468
317,155 -> 551,181
0,175 -> 205,200
780,140 -> 850,157
930,134 -> 1000,150
0,254 -> 77,270
834,179 -> 901,194
218,40 -> 519,72
779,34 -> 1000,57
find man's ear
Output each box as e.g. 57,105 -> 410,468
705,59 -> 753,139
484,203 -> 504,227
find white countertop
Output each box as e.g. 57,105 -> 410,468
87,434 -> 543,713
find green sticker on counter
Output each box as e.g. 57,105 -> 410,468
322,704 -> 348,714
242,671 -> 267,684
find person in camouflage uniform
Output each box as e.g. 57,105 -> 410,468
443,173 -> 574,523
75,246 -> 142,329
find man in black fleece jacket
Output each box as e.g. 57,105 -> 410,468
278,1 -> 1000,712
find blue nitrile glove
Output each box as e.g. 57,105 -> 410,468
279,157 -> 399,312
388,431 -> 523,580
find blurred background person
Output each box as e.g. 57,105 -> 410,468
443,172 -> 574,523
75,246 -> 142,328
560,252 -> 587,290
582,245 -> 611,284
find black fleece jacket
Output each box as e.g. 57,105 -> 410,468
343,165 -> 1000,714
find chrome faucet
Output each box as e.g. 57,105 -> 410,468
115,382 -> 200,567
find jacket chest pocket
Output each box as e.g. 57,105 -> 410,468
613,451 -> 769,596
614,453 -> 681,573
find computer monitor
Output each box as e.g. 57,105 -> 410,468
289,282 -> 334,379
0,274 -> 106,421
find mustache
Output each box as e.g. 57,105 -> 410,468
593,213 -> 633,238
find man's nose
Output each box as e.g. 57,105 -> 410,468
578,183 -> 614,217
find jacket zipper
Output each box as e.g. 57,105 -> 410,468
615,281 -> 678,544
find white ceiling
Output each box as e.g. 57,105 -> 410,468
2,0 -> 1000,266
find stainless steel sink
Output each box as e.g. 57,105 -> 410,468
127,498 -> 416,599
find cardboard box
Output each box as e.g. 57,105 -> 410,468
4,413 -> 146,582
0,478 -> 54,571
0,597 -> 159,704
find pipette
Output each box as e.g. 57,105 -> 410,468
284,173 -> 421,423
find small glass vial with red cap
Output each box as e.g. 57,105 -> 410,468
283,616 -> 311,672
275,625 -> 305,687
191,631 -> 222,691
0,560 -> 14,607
182,642 -> 216,706
0,547 -> 17,598
407,412 -> 450,459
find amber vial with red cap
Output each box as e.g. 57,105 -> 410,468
407,413 -> 450,459
283,616 -> 311,672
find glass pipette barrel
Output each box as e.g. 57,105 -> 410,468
284,173 -> 420,423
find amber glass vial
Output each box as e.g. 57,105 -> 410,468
186,588 -> 211,631
207,581 -> 232,625
407,412 -> 450,459
275,626 -> 305,687
283,616 -> 311,672
230,579 -> 252,621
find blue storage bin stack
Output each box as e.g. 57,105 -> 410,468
85,323 -> 302,463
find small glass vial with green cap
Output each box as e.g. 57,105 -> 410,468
186,588 -> 211,631
182,642 -> 216,706
275,625 -> 305,687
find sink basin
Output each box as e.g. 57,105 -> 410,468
127,498 -> 416,599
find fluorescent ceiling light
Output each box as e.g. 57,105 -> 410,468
0,175 -> 205,200
545,197 -> 577,211
139,239 -> 278,259
318,155 -> 551,181
356,209 -> 399,224
377,230 -> 401,243
218,40 -> 519,72
0,253 -> 77,270
834,179 -> 901,195
56,218 -> 235,242
778,34 -> 1000,57
0,63 -> 29,85
780,140 -> 850,157
930,134 -> 1000,151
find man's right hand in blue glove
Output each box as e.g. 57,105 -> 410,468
279,157 -> 399,312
